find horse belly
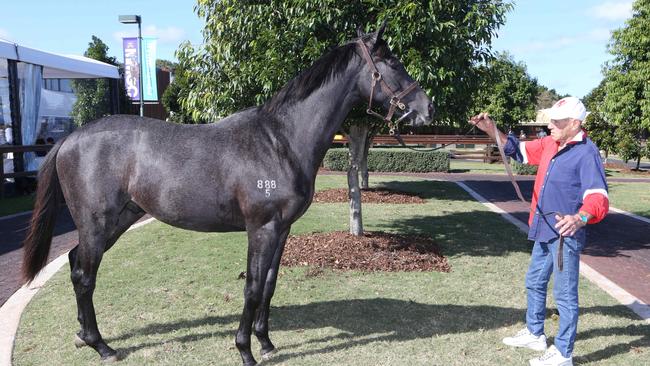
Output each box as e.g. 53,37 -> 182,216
131,184 -> 246,233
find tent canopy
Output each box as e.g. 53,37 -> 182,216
0,39 -> 119,79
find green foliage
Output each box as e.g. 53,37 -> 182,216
156,59 -> 178,71
601,0 -> 650,166
512,160 -> 537,175
583,80 -> 616,154
161,59 -> 198,123
536,85 -> 568,110
471,52 -> 538,130
324,148 -> 449,172
71,36 -> 130,126
177,0 -> 512,124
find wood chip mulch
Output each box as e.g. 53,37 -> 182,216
604,162 -> 649,175
313,188 -> 426,204
281,231 -> 450,273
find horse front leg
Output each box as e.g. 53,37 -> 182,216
236,222 -> 283,366
254,228 -> 290,360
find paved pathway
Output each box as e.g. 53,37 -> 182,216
0,211 -> 150,306
455,176 -> 650,306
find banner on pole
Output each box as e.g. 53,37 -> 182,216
141,37 -> 158,101
122,37 -> 140,101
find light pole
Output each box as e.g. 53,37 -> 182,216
118,14 -> 144,117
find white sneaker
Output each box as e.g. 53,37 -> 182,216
502,327 -> 547,351
529,345 -> 573,366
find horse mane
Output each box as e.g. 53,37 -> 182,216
262,42 -> 359,114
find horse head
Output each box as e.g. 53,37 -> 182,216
355,22 -> 434,127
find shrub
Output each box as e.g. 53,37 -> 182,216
512,160 -> 538,175
324,148 -> 450,173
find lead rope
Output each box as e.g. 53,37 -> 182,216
493,122 -> 526,202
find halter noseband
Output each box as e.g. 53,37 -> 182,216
356,39 -> 419,131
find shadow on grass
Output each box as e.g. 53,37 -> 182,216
379,180 -> 650,259
573,323 -> 650,364
373,211 -> 530,257
373,180 -> 474,202
105,298 -> 646,364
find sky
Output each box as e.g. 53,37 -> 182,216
0,0 -> 635,99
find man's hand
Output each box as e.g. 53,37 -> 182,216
469,112 -> 496,134
555,214 -> 586,237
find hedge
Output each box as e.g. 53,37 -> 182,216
323,148 -> 450,173
513,160 -> 538,175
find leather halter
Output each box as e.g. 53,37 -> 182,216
356,39 -> 419,130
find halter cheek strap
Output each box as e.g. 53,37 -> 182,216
356,40 -> 419,130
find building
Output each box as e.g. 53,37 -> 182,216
0,38 -> 119,174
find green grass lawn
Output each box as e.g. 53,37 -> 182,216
0,194 -> 34,217
608,182 -> 650,219
450,159 -> 650,179
449,160 -> 506,174
13,176 -> 648,365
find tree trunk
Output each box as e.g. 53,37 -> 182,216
346,124 -> 371,236
360,130 -> 372,189
636,155 -> 641,170
347,162 -> 363,236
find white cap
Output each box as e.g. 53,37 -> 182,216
541,96 -> 587,121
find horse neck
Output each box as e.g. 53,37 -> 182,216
274,64 -> 363,176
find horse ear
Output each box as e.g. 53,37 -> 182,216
376,20 -> 387,41
369,20 -> 387,53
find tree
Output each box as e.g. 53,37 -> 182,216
71,36 -> 129,126
471,52 -> 539,130
156,59 -> 178,72
161,58 -> 198,123
601,0 -> 650,169
536,86 -> 568,110
583,80 -> 616,162
178,1 -> 511,123
177,1 -> 512,234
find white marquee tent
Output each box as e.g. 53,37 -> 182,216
0,38 -> 119,79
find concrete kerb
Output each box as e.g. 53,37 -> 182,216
454,180 -> 650,324
0,217 -> 156,366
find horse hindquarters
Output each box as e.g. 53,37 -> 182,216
55,137 -> 146,361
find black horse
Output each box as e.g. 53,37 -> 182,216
22,24 -> 433,366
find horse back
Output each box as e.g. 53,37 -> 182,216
55,114 -> 313,232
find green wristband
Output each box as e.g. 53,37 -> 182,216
579,213 -> 589,224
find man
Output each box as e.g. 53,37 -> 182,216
469,97 -> 609,366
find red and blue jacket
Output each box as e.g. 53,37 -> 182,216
504,131 -> 609,243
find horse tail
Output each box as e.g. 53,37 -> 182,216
22,139 -> 66,283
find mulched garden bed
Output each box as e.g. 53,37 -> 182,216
604,162 -> 649,175
313,188 -> 426,204
281,231 -> 450,273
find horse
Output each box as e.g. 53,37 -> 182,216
22,23 -> 433,366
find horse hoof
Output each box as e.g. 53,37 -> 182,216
101,353 -> 120,363
74,334 -> 87,348
261,348 -> 277,361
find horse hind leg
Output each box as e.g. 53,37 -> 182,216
70,201 -> 145,362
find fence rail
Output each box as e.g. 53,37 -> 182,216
332,134 -> 519,163
1,144 -> 53,198
334,134 -> 523,145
